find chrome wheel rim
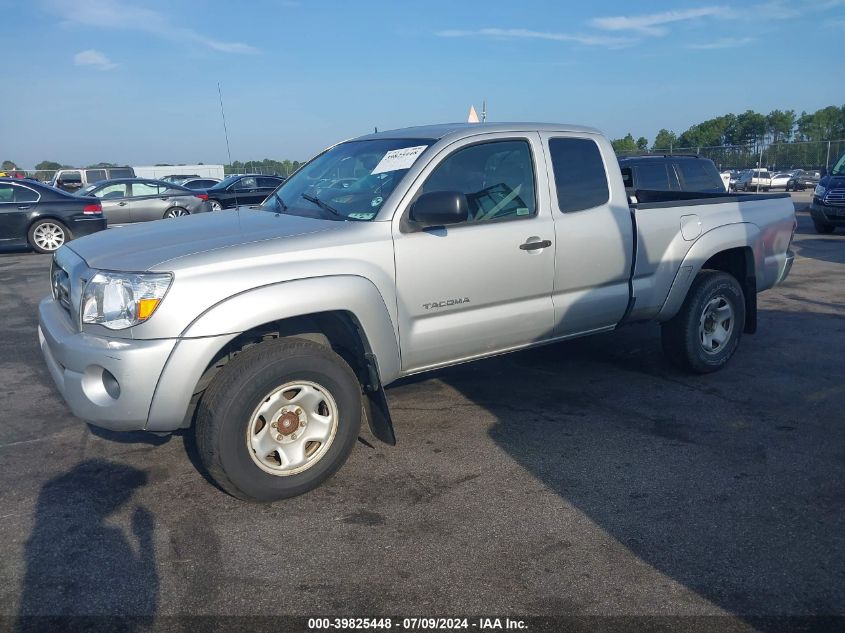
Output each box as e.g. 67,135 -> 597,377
246,381 -> 339,476
211,201 -> 222,211
33,223 -> 65,251
165,208 -> 188,218
699,295 -> 734,354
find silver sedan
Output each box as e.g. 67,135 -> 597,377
77,178 -> 212,224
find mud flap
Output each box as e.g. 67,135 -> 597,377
744,275 -> 757,334
362,386 -> 395,445
362,353 -> 396,445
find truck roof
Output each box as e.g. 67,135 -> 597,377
354,122 -> 603,142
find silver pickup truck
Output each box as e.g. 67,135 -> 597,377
38,123 -> 795,501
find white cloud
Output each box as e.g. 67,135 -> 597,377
73,49 -> 117,70
44,0 -> 258,54
686,37 -> 755,49
436,28 -> 634,49
591,6 -> 728,36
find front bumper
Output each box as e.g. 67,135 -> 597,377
38,297 -> 176,431
777,250 -> 794,285
811,202 -> 845,225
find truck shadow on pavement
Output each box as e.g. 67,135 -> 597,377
433,309 -> 844,627
17,460 -> 158,630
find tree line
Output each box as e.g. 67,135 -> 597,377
8,104 -> 843,176
611,103 -> 845,153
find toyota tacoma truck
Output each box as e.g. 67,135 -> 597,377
38,123 -> 796,501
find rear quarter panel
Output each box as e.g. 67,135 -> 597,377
631,194 -> 795,322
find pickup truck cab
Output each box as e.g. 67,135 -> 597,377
38,123 -> 796,501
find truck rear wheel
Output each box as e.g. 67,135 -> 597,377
195,338 -> 362,501
661,271 -> 745,374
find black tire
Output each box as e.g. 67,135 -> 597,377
27,219 -> 72,254
661,271 -> 745,374
163,206 -> 189,219
813,219 -> 835,234
196,338 -> 362,501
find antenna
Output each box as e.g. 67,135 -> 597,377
218,82 -> 240,222
218,82 -> 233,167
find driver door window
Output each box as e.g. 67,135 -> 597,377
420,140 -> 536,223
234,177 -> 257,191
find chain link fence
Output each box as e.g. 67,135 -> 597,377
616,139 -> 845,172
223,164 -> 302,178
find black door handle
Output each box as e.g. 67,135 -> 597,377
519,239 -> 552,251
118,202 -> 127,206
17,205 -> 32,210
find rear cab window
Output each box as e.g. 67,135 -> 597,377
548,137 -> 609,212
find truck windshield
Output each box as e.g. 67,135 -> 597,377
831,152 -> 845,176
261,138 -> 433,221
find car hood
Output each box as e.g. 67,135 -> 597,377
819,175 -> 845,189
67,208 -> 341,271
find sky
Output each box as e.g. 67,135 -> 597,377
2,0 -> 844,168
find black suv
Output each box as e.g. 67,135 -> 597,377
203,174 -> 285,211
618,155 -> 726,194
810,152 -> 845,234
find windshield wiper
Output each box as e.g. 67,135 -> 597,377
273,191 -> 288,213
301,193 -> 344,219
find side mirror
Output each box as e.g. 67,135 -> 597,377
410,191 -> 469,228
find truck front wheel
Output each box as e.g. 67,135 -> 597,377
661,271 -> 745,374
195,338 -> 362,501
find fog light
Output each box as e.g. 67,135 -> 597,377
81,366 -> 121,405
102,369 -> 120,399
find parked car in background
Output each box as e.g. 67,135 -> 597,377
619,155 -> 726,194
203,174 -> 285,211
37,122 -> 796,501
180,178 -> 221,190
810,152 -> 845,234
733,169 -> 772,192
786,170 -> 821,191
76,178 -> 211,224
51,167 -> 135,193
769,173 -> 792,189
161,174 -> 200,184
0,178 -> 105,253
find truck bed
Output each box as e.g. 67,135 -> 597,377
627,190 -> 795,323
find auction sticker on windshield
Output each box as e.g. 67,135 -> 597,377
371,145 -> 428,174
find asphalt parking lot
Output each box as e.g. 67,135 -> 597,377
1,193 -> 843,628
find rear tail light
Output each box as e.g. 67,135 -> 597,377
195,193 -> 209,200
83,203 -> 102,215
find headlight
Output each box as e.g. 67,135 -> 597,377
814,184 -> 826,198
81,271 -> 172,330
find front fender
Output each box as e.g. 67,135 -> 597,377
656,222 -> 762,322
145,276 -> 400,431
182,275 -> 400,380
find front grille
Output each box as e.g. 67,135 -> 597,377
824,189 -> 845,206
